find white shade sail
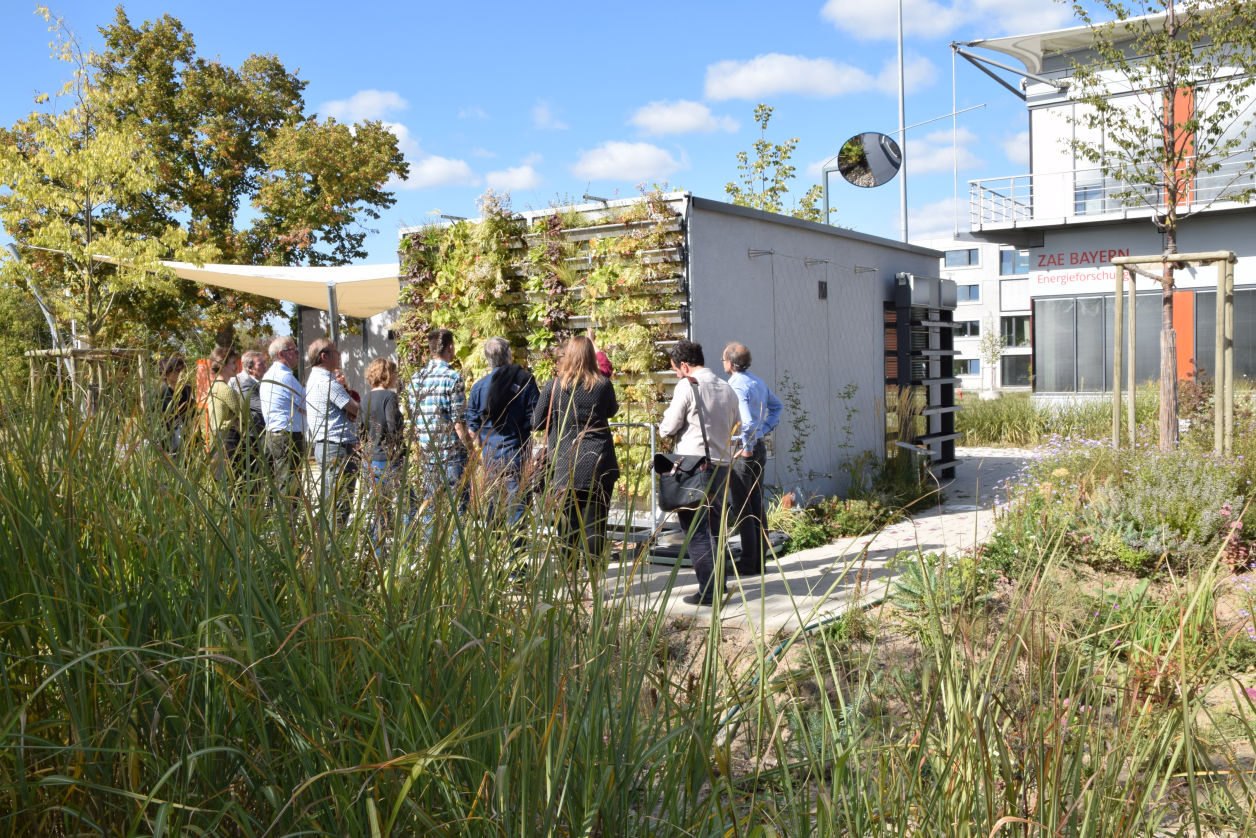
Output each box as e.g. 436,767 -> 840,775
159,260 -> 402,319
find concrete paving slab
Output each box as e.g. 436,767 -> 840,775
600,447 -> 1037,634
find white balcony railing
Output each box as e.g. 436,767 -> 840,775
969,153 -> 1256,228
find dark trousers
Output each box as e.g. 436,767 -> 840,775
729,440 -> 768,571
557,471 -> 616,559
677,465 -> 729,601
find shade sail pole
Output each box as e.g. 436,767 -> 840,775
326,283 -> 340,345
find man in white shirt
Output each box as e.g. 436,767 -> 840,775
259,336 -> 306,504
659,339 -> 739,607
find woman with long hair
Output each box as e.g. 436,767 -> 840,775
207,346 -> 244,489
359,357 -> 409,546
532,335 -> 619,558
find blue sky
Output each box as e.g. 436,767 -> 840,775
0,0 -> 1086,263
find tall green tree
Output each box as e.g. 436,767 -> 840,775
724,104 -> 826,222
1068,0 -> 1256,449
0,9 -> 204,349
94,6 -> 408,333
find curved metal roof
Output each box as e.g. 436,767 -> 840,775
963,10 -> 1169,75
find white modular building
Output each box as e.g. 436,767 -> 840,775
303,193 -> 958,493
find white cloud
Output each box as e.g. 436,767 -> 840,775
874,54 -> 937,95
401,155 -> 479,189
629,100 -> 739,135
571,141 -> 682,181
905,127 -> 982,175
705,53 -> 876,100
907,196 -> 966,240
820,0 -> 1071,41
532,101 -> 568,130
385,123 -> 479,190
703,52 -> 936,100
486,164 -> 543,191
470,148 -> 497,159
458,105 -> 489,119
1002,130 -> 1030,167
319,89 -> 408,122
965,0 -> 1073,37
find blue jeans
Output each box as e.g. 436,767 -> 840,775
419,456 -> 468,539
483,450 -> 529,532
361,459 -> 413,546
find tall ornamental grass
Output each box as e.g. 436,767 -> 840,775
957,389 -> 1159,447
2,382 -> 1253,834
0,384 -> 743,834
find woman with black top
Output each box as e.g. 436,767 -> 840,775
359,358 -> 408,545
157,354 -> 194,456
532,335 -> 619,558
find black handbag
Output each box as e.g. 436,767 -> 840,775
654,377 -> 715,512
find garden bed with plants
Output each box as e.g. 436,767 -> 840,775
4,379 -> 1256,834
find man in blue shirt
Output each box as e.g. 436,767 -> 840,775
259,337 -> 307,507
722,341 -> 783,575
305,338 -> 360,525
467,337 -> 539,537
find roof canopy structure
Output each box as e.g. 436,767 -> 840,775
158,261 -> 402,319
963,9 -> 1170,74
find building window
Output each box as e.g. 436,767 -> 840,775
1002,355 -> 1032,387
1002,315 -> 1030,347
957,284 -> 980,303
945,248 -> 980,268
956,320 -> 980,337
999,248 -> 1028,276
1074,183 -> 1104,215
955,358 -> 980,376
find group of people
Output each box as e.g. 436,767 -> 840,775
156,327 -> 782,605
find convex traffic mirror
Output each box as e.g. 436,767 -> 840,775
837,132 -> 902,188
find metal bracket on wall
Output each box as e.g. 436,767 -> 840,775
748,248 -> 775,259
804,258 -> 829,268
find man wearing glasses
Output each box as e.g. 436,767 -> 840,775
260,337 -> 307,505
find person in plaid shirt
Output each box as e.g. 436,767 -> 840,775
409,328 -> 474,522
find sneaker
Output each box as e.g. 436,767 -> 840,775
682,592 -> 724,607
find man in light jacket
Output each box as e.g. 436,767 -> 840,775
722,341 -> 783,575
659,339 -> 739,607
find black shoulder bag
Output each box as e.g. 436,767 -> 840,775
653,376 -> 714,512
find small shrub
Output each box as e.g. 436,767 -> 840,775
818,496 -> 891,537
816,607 -> 873,649
890,550 -> 996,642
1077,528 -> 1157,575
1088,448 -> 1243,563
787,511 -> 837,550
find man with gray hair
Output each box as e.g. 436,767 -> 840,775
259,336 -> 306,504
231,349 -> 268,494
722,341 -> 782,575
467,337 -> 539,536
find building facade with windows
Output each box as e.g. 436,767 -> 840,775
960,10 -> 1256,395
914,236 -> 1032,396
